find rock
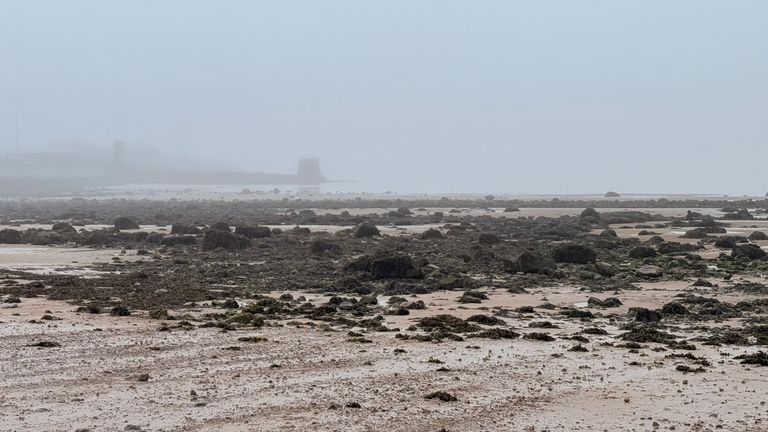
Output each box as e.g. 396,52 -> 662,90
201,230 -> 250,252
636,265 -> 663,278
749,231 -> 768,241
593,261 -> 615,277
344,253 -> 423,279
309,239 -> 342,255
222,299 -> 239,309
421,228 -> 444,240
114,216 -> 140,230
503,252 -> 556,274
732,244 -> 767,260
458,290 -> 488,303
692,278 -> 714,287
354,222 -> 381,238
395,207 -> 412,216
580,208 -> 601,224
599,228 -> 618,238
478,233 -> 500,245
645,235 -> 665,245
170,223 -> 201,235
28,231 -> 62,245
629,307 -> 662,322
208,222 -> 231,232
681,228 -> 710,239
160,235 -> 197,247
722,209 -> 754,220
110,306 -> 131,316
51,222 -> 77,234
28,340 -> 61,348
658,242 -> 701,254
424,391 -> 458,402
0,229 -> 22,244
552,244 -> 597,264
714,236 -> 746,249
629,246 -> 657,259
132,373 -> 150,382
588,297 -> 623,308
235,225 -> 272,239
661,302 -> 689,315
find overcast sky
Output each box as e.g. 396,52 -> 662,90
1,1 -> 766,194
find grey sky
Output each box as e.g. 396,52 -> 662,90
1,1 -> 766,194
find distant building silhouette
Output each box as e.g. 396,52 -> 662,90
296,158 -> 325,185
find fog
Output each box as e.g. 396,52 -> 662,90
1,1 -> 767,194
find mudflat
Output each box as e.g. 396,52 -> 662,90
1,197 -> 768,431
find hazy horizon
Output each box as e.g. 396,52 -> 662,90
1,1 -> 767,195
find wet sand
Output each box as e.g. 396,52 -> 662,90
2,287 -> 767,432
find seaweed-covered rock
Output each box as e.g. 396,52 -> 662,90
418,315 -> 479,333
732,244 -> 767,260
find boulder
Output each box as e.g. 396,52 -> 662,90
629,307 -> 662,322
661,302 -> 689,315
503,252 -> 556,274
309,239 -> 342,255
478,233 -> 500,245
722,209 -> 754,220
354,222 -> 381,238
749,231 -> 768,241
344,253 -> 423,279
51,222 -> 77,234
208,222 -> 231,232
552,244 -> 597,264
714,236 -> 746,249
170,223 -> 202,235
588,297 -> 623,308
235,226 -> 272,239
160,235 -> 197,247
421,228 -> 444,240
580,208 -> 601,224
636,265 -> 663,278
629,246 -> 657,259
114,217 -> 140,230
732,244 -> 767,260
202,230 -> 249,252
0,229 -> 22,244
